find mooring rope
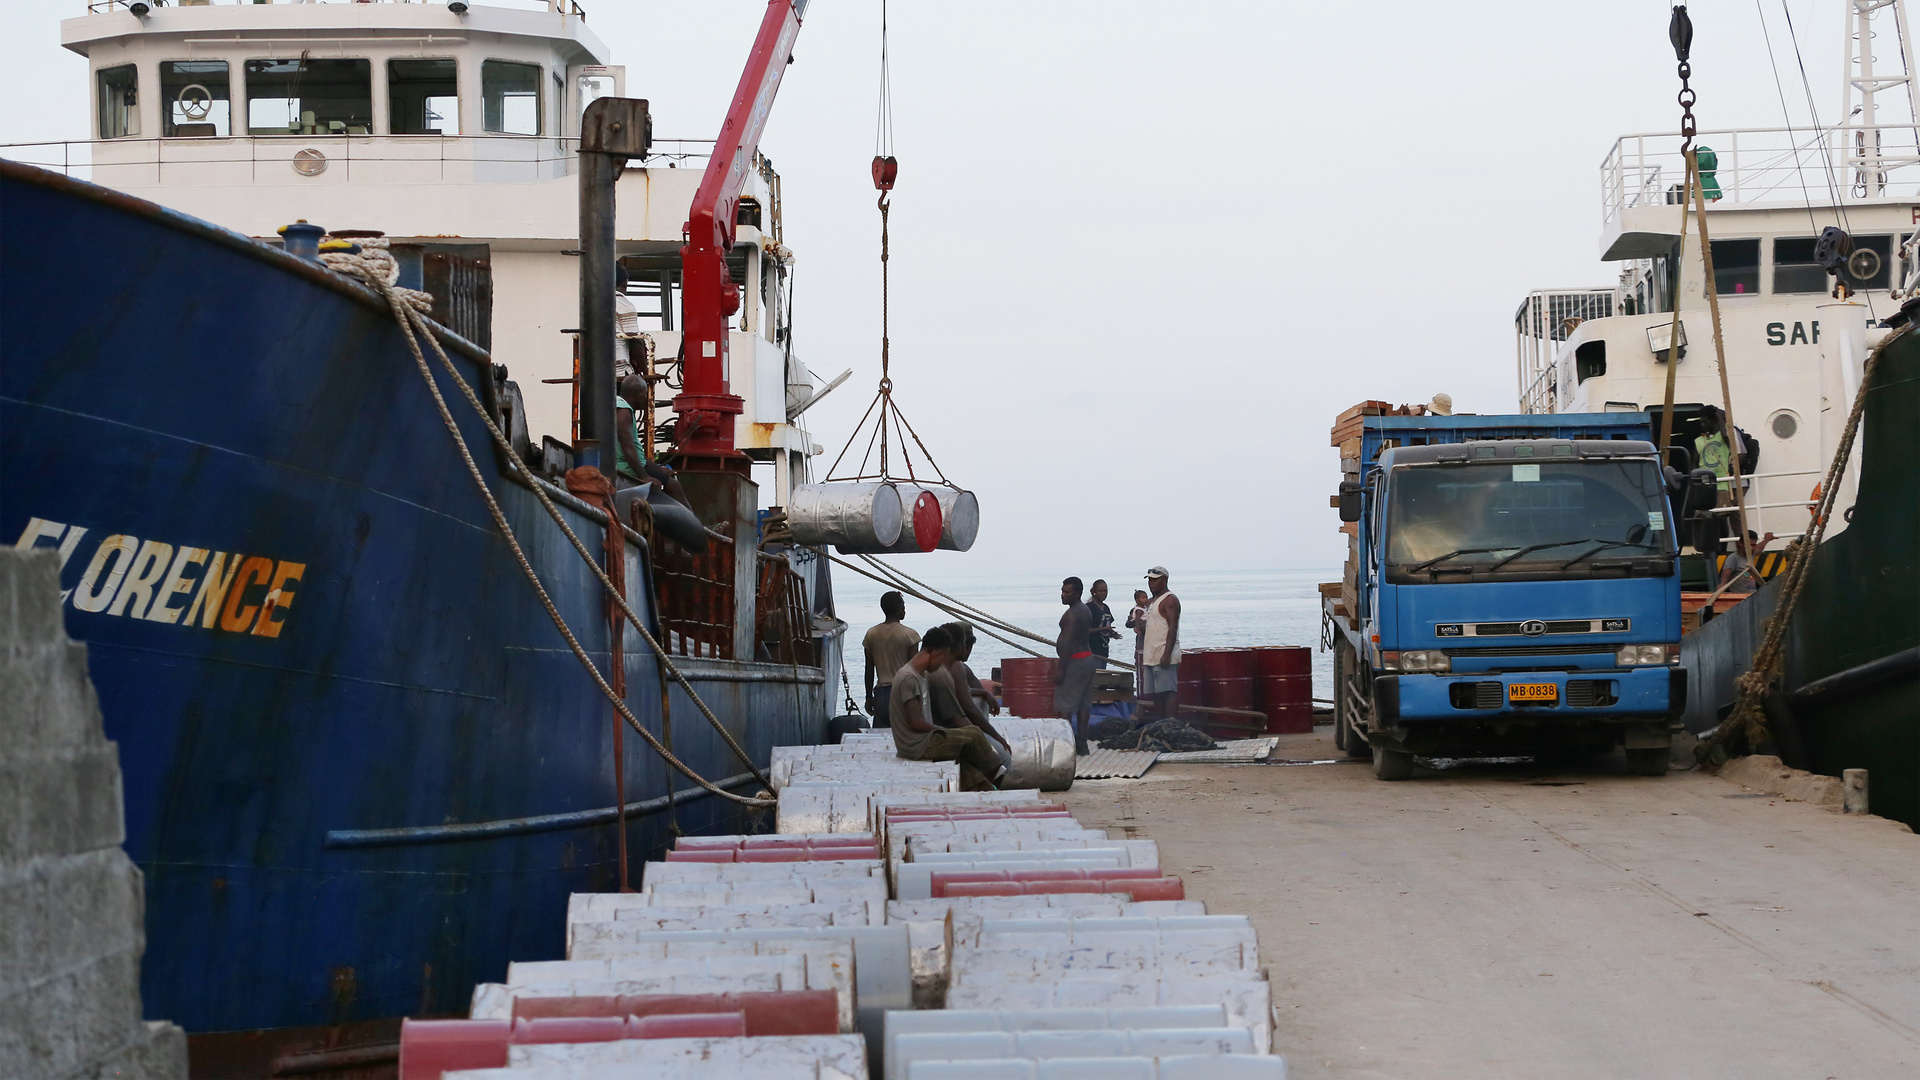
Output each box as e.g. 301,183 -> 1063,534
1708,322 -> 1905,757
325,248 -> 775,807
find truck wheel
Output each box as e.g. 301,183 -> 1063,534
1372,742 -> 1415,781
1625,747 -> 1670,776
1334,640 -> 1370,758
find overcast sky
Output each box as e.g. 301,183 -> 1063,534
1,1 -> 1860,582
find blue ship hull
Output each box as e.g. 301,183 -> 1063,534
0,163 -> 829,1042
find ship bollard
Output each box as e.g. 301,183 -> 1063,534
276,219 -> 325,262
1843,769 -> 1869,815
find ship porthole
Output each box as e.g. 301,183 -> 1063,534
1770,410 -> 1799,439
292,148 -> 328,177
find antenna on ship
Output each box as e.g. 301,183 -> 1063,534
784,1 -> 980,556
1839,0 -> 1920,197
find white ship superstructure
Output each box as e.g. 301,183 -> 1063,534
1515,0 -> 1920,543
29,0 -> 823,500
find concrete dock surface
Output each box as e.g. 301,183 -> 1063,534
1061,729 -> 1920,1079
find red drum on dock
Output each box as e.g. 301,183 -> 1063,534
1255,675 -> 1311,706
1250,646 -> 1313,732
1263,701 -> 1314,734
1176,656 -> 1206,708
1201,648 -> 1255,710
1249,646 -> 1311,677
1000,656 -> 1057,718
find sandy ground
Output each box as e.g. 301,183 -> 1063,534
1059,728 -> 1920,1080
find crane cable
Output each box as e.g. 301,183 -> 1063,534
820,2 -> 958,490
876,0 -> 895,468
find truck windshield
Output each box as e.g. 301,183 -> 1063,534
1384,459 -> 1673,579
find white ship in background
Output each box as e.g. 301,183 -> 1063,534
28,0 -> 825,501
1514,0 -> 1920,545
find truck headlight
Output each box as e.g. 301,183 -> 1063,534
1382,649 -> 1450,673
1616,644 -> 1680,665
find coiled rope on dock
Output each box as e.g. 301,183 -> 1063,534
328,251 -> 775,809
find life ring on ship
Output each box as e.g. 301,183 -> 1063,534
1808,480 -> 1826,526
176,83 -> 214,121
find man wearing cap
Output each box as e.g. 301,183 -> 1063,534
1053,577 -> 1097,755
1140,567 -> 1181,722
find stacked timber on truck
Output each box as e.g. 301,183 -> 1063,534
1324,400 -> 1425,631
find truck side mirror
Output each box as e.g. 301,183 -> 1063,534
1682,468 -> 1717,518
1338,480 -> 1363,522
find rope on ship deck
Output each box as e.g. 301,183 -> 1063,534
324,244 -> 776,809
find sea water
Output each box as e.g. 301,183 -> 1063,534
831,565 -> 1338,703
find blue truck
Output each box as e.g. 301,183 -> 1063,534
1324,412 -> 1693,780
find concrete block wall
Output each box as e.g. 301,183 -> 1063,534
0,549 -> 186,1080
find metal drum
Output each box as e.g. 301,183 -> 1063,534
1176,653 -> 1206,708
787,482 -> 903,552
1250,646 -> 1312,733
872,486 -> 944,554
999,656 -> 1057,718
932,488 -> 980,551
1203,648 -> 1255,710
1263,702 -> 1314,734
1249,646 -> 1311,677
993,717 -> 1077,791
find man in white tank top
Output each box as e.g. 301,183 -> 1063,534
1140,567 -> 1182,721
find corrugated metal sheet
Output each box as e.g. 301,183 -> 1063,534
1074,748 -> 1160,780
1156,737 -> 1280,763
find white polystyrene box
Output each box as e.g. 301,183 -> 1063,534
486,1034 -> 869,1080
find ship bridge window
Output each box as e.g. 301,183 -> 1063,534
97,64 -> 139,139
1574,340 -> 1606,383
482,61 -> 541,135
1773,236 -> 1826,293
245,58 -> 372,136
388,59 -> 459,135
1710,238 -> 1760,295
578,71 -> 615,118
161,61 -> 229,138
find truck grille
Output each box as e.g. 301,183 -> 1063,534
1449,681 -> 1504,709
1566,679 -> 1618,708
1471,620 -> 1599,637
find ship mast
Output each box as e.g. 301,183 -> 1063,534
1839,0 -> 1920,196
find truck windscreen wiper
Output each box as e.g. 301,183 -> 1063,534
1557,540 -> 1661,569
1484,537 -> 1615,572
1408,546 -> 1517,573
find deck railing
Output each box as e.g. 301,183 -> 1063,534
87,0 -> 588,15
1601,124 -> 1920,227
0,135 -> 714,186
1514,288 -> 1615,414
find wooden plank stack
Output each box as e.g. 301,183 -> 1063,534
1323,400 -> 1430,630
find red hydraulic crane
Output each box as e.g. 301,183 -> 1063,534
672,0 -> 808,471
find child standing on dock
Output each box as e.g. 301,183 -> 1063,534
1086,579 -> 1121,668
1126,589 -> 1151,698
